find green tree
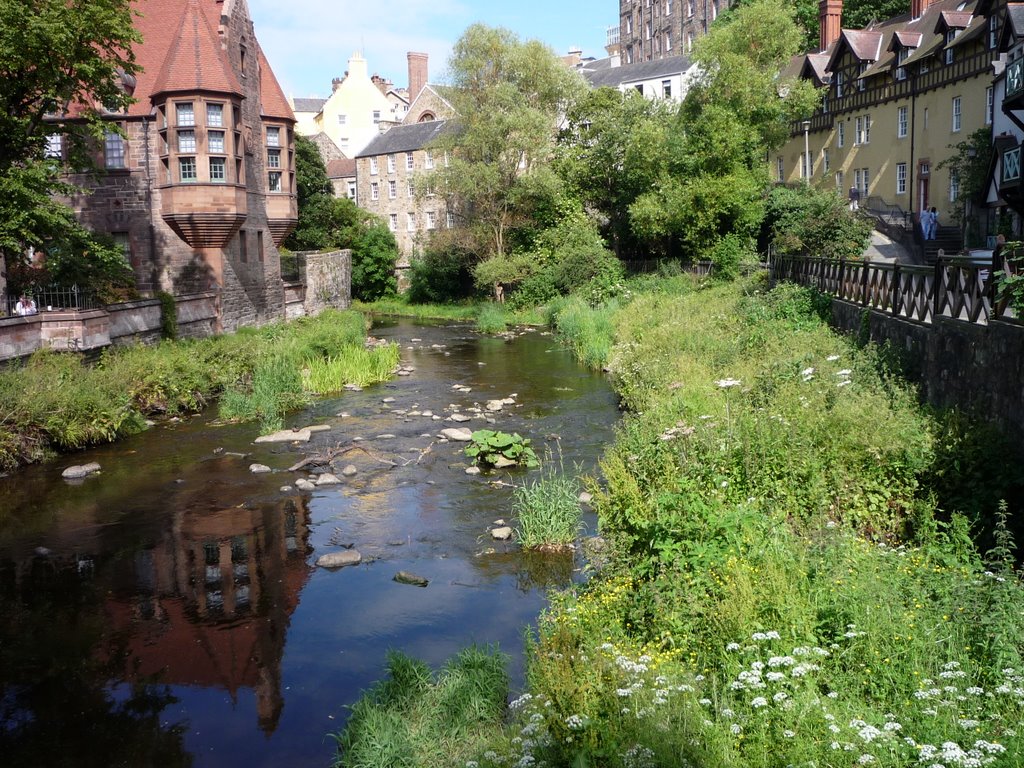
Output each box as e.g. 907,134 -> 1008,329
557,88 -> 673,258
286,136 -> 397,299
937,128 -> 992,248
0,0 -> 141,278
430,24 -> 585,263
765,184 -> 872,260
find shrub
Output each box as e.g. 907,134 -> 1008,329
765,184 -> 871,260
352,222 -> 398,301
407,240 -> 477,304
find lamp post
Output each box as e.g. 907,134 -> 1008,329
802,120 -> 811,186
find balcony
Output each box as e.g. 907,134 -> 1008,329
1001,145 -> 1021,192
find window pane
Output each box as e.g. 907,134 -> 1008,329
177,103 -> 194,126
266,127 -> 280,147
268,171 -> 282,192
267,149 -> 281,168
209,130 -> 225,154
105,131 -> 125,169
210,157 -> 226,182
179,156 -> 196,182
178,129 -> 196,153
207,103 -> 223,127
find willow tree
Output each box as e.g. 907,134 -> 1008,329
430,24 -> 585,263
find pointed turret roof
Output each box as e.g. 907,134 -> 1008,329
150,0 -> 243,99
258,44 -> 295,121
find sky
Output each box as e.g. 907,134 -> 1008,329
247,0 -> 615,100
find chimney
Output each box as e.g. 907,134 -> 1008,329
332,76 -> 343,93
407,52 -> 428,103
819,0 -> 843,52
911,0 -> 930,19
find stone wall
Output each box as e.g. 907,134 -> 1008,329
297,250 -> 351,316
831,300 -> 1024,437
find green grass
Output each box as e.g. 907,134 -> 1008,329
354,297 -> 547,327
332,646 -> 509,768
0,309 -> 388,469
547,295 -> 619,370
303,344 -> 401,394
513,462 -> 583,550
474,302 -> 509,334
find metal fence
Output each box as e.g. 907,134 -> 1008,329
1,284 -> 100,317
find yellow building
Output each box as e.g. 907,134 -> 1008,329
781,0 -> 1002,249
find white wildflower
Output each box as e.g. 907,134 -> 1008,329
751,697 -> 768,708
716,378 -> 742,389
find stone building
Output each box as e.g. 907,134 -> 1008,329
780,0 -> 1000,246
618,0 -> 730,65
59,0 -> 297,331
354,121 -> 453,272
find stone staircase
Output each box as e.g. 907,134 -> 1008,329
922,225 -> 964,264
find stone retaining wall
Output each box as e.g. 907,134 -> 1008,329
831,299 -> 1024,437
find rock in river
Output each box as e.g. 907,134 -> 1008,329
441,427 -> 473,442
316,550 -> 362,569
255,428 -> 312,444
62,462 -> 101,479
316,473 -> 341,486
490,526 -> 514,541
393,571 -> 429,587
249,463 -> 272,474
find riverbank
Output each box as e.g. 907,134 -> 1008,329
0,309 -> 397,471
335,274 -> 1024,767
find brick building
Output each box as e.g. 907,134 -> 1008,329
60,0 -> 297,331
618,0 -> 730,64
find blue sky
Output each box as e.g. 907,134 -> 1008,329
248,0 -> 614,99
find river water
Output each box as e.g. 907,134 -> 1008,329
0,319 -> 620,768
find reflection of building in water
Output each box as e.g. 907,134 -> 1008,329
102,496 -> 312,734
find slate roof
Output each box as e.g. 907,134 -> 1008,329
293,97 -> 327,114
1010,3 -> 1024,36
356,120 -> 452,158
580,55 -> 692,88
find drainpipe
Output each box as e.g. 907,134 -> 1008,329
143,115 -> 158,292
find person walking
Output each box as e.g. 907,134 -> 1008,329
848,184 -> 860,211
927,207 -> 939,240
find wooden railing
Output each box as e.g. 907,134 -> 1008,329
771,254 -> 1020,326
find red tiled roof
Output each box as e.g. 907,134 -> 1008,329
326,158 -> 356,178
257,43 -> 295,122
893,30 -> 923,48
149,0 -> 242,102
940,10 -> 974,28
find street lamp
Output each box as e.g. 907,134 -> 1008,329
802,120 -> 811,185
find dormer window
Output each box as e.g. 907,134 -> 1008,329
895,48 -> 909,81
858,63 -> 868,91
945,30 -> 956,64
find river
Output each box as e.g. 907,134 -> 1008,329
0,319 -> 620,768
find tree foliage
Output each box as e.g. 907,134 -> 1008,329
431,24 -> 585,262
286,136 -> 397,300
937,128 -> 992,248
765,184 -> 872,260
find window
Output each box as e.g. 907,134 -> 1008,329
858,63 -> 868,92
112,232 -> 131,261
177,129 -> 196,153
945,30 -> 955,65
373,110 -> 381,124
799,152 -> 808,179
105,130 -> 126,168
424,151 -> 434,169
407,212 -> 416,231
855,116 -> 864,145
210,157 -> 226,183
987,86 -> 994,126
388,180 -> 396,199
837,121 -> 845,148
207,103 -> 223,127
406,152 -> 414,171
896,48 -> 909,81
896,162 -> 907,194
687,0 -> 694,16
267,149 -> 281,169
268,172 -> 282,192
176,102 -> 195,126
864,114 -> 871,143
776,156 -> 784,181
370,182 -> 379,200
340,138 -> 349,152
952,96 -> 961,132
370,157 -> 379,175
179,156 -> 196,182
426,181 -> 435,197
388,213 -> 398,231
426,211 -> 437,230
346,180 -> 356,199
835,170 -> 844,192
665,31 -> 672,52
855,167 -> 869,196
209,130 -> 225,154
662,80 -> 672,98
897,106 -> 908,138
446,210 -> 455,228
387,154 -> 396,173
836,71 -> 844,98
949,171 -> 959,202
44,134 -> 62,159
822,148 -> 830,175
645,21 -> 651,39
338,114 -> 347,125
266,126 -> 280,147
990,16 -> 998,49
407,180 -> 415,198
686,32 -> 693,53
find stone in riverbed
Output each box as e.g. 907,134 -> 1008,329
255,428 -> 311,444
465,466 -> 481,476
249,463 -> 272,474
450,413 -> 471,423
393,571 -> 429,587
295,478 -> 317,492
62,462 -> 101,480
579,492 -> 593,504
492,456 -> 517,469
485,400 -> 504,412
441,427 -> 473,442
342,465 -> 358,477
316,550 -> 362,569
316,473 -> 341,486
490,527 -> 514,541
